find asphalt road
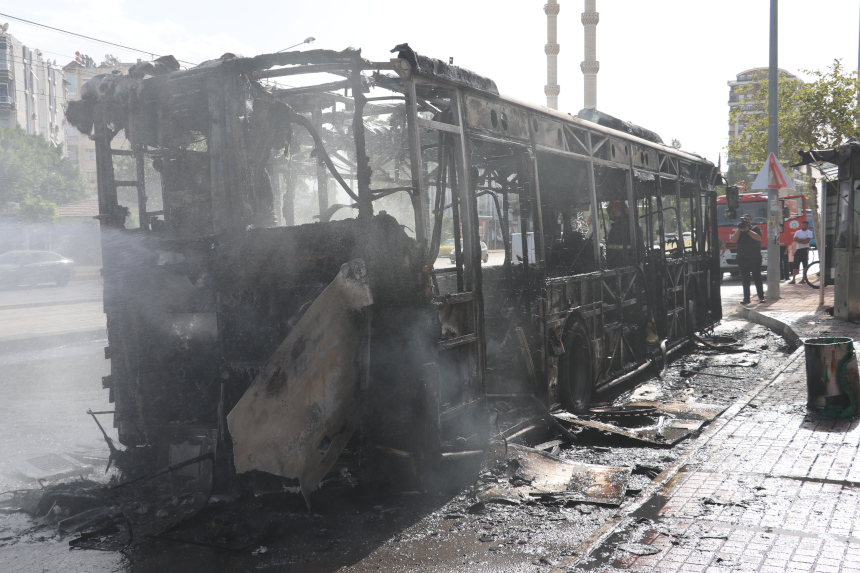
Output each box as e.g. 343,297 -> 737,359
0,277 -> 119,572
0,277 -> 115,496
0,275 -> 103,308
0,279 -> 105,342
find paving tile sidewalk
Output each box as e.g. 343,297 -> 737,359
746,280 -> 850,340
566,286 -> 860,572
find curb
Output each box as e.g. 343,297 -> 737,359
0,297 -> 103,311
554,345 -> 807,572
736,304 -> 802,350
0,328 -> 107,356
71,269 -> 101,281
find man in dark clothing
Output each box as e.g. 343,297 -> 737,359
779,245 -> 791,281
730,214 -> 766,304
605,201 -> 644,268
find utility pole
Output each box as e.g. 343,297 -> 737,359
766,0 -> 780,300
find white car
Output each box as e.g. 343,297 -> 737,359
450,241 -> 489,263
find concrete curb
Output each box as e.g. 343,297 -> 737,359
736,304 -> 802,350
0,298 -> 103,311
70,268 -> 101,281
554,345 -> 807,572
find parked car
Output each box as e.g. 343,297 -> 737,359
0,250 -> 75,287
438,238 -> 456,258
450,241 -> 489,263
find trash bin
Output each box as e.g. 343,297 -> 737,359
804,337 -> 860,417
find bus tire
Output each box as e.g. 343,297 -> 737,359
559,320 -> 593,415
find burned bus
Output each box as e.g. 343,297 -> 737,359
69,46 -> 721,495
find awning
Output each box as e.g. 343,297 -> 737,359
792,137 -> 860,179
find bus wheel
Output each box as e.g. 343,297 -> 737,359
560,321 -> 593,415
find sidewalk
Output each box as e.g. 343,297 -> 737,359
562,285 -> 860,572
745,279 -> 853,340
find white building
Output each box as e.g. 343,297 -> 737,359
727,67 -> 799,167
0,24 -> 66,145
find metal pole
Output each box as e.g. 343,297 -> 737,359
766,0 -> 781,300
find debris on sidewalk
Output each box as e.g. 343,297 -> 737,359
624,401 -> 724,422
477,444 -> 631,506
552,401 -> 724,446
616,542 -> 661,556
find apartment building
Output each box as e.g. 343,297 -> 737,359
0,25 -> 66,146
727,67 -> 799,168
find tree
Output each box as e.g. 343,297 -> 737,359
0,126 -> 88,208
17,196 -> 59,224
726,161 -> 751,186
670,138 -> 682,150
728,60 -> 860,170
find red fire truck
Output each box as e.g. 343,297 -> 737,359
717,192 -> 807,275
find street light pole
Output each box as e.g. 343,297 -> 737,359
767,0 -> 780,300
276,37 -> 316,53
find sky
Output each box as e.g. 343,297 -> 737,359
2,0 -> 859,169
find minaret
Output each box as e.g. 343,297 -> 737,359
544,0 -> 560,109
581,0 -> 599,109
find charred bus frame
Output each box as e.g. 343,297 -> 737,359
73,46 -> 720,489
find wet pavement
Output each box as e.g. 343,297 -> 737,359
1,275 -> 856,572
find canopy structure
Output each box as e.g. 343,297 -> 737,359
791,138 -> 860,180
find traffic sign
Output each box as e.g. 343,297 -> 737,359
752,152 -> 795,190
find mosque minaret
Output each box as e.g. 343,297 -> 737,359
544,0 -> 561,109
581,0 -> 599,109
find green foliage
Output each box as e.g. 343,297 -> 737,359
0,126 -> 87,209
728,61 -> 860,170
670,139 -> 682,150
18,196 -> 59,224
726,162 -> 751,186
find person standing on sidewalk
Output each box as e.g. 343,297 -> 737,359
789,220 -> 813,284
730,214 -> 766,304
779,245 -> 791,281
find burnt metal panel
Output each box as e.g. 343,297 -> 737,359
632,145 -> 658,171
463,94 -> 530,142
227,260 -> 372,506
530,115 -> 567,151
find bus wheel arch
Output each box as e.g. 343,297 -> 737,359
559,316 -> 594,415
